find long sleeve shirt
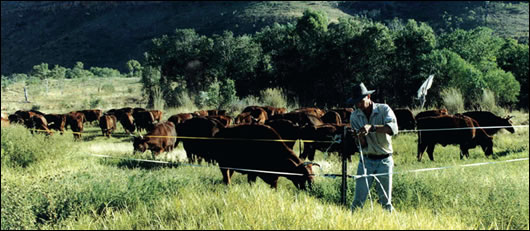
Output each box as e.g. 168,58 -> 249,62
349,103 -> 398,155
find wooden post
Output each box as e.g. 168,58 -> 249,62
341,126 -> 348,205
24,86 -> 29,102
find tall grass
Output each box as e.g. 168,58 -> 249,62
259,88 -> 288,108
151,85 -> 165,111
440,87 -> 465,114
1,124 -> 528,230
1,78 -> 528,230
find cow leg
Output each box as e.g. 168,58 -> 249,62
417,141 -> 429,161
301,143 -> 315,161
427,144 -> 435,161
247,174 -> 257,184
460,146 -> 469,160
260,175 -> 279,189
221,168 -> 232,185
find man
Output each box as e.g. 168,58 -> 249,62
346,82 -> 398,212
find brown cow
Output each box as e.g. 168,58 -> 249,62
234,112 -> 254,125
79,109 -> 102,125
300,124 -> 357,161
235,108 -> 267,125
415,108 -> 449,120
107,108 -> 135,133
394,108 -> 415,130
11,110 -> 51,135
133,121 -> 177,159
269,112 -> 324,128
321,111 -> 342,125
133,110 -> 156,133
168,113 -> 195,125
292,107 -> 326,118
208,115 -> 233,127
44,114 -> 67,135
1,112 -> 9,127
66,111 -> 85,140
416,115 -> 493,161
99,114 -> 117,137
207,109 -> 226,116
176,116 -> 225,164
194,110 -> 209,117
211,124 -> 319,189
243,106 -> 285,117
462,111 -> 515,135
265,119 -> 301,150
149,110 -> 163,123
29,114 -> 52,135
332,108 -> 354,124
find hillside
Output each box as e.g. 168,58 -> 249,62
1,1 -> 528,76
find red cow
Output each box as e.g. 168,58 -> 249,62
67,111 -> 85,140
133,121 -> 177,159
168,113 -> 195,125
99,114 -> 117,137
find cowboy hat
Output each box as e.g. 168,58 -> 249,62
346,82 -> 375,105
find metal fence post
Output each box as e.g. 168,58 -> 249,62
341,126 -> 348,205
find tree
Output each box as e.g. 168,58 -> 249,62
126,59 -> 143,77
31,63 -> 50,80
438,27 -> 503,68
496,38 -> 529,108
390,19 -> 436,106
65,61 -> 94,79
49,65 -> 67,79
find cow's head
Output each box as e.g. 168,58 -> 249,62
504,115 -> 515,133
293,162 -> 320,190
133,136 -> 147,153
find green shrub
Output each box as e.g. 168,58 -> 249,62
1,180 -> 36,230
101,83 -> 115,92
1,126 -> 72,168
260,88 -> 288,108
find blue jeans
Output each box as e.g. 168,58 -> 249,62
351,155 -> 394,212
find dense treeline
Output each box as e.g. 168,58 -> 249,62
142,9 -> 528,109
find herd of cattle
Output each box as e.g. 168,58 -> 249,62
1,106 -> 516,189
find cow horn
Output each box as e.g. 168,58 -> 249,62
303,161 -> 321,168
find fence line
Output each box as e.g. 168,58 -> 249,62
87,153 -> 529,179
399,125 -> 529,133
28,125 -> 529,143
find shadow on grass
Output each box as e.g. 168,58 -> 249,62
115,159 -> 181,169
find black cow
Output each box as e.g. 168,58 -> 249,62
462,111 -> 515,135
394,108 -> 415,130
416,115 -> 493,161
212,124 -> 318,189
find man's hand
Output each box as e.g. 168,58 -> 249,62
357,124 -> 373,136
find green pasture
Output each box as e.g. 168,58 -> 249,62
1,119 -> 528,229
1,77 -> 528,229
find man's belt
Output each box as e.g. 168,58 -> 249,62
364,154 -> 391,160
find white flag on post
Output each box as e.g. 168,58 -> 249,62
417,74 -> 434,108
